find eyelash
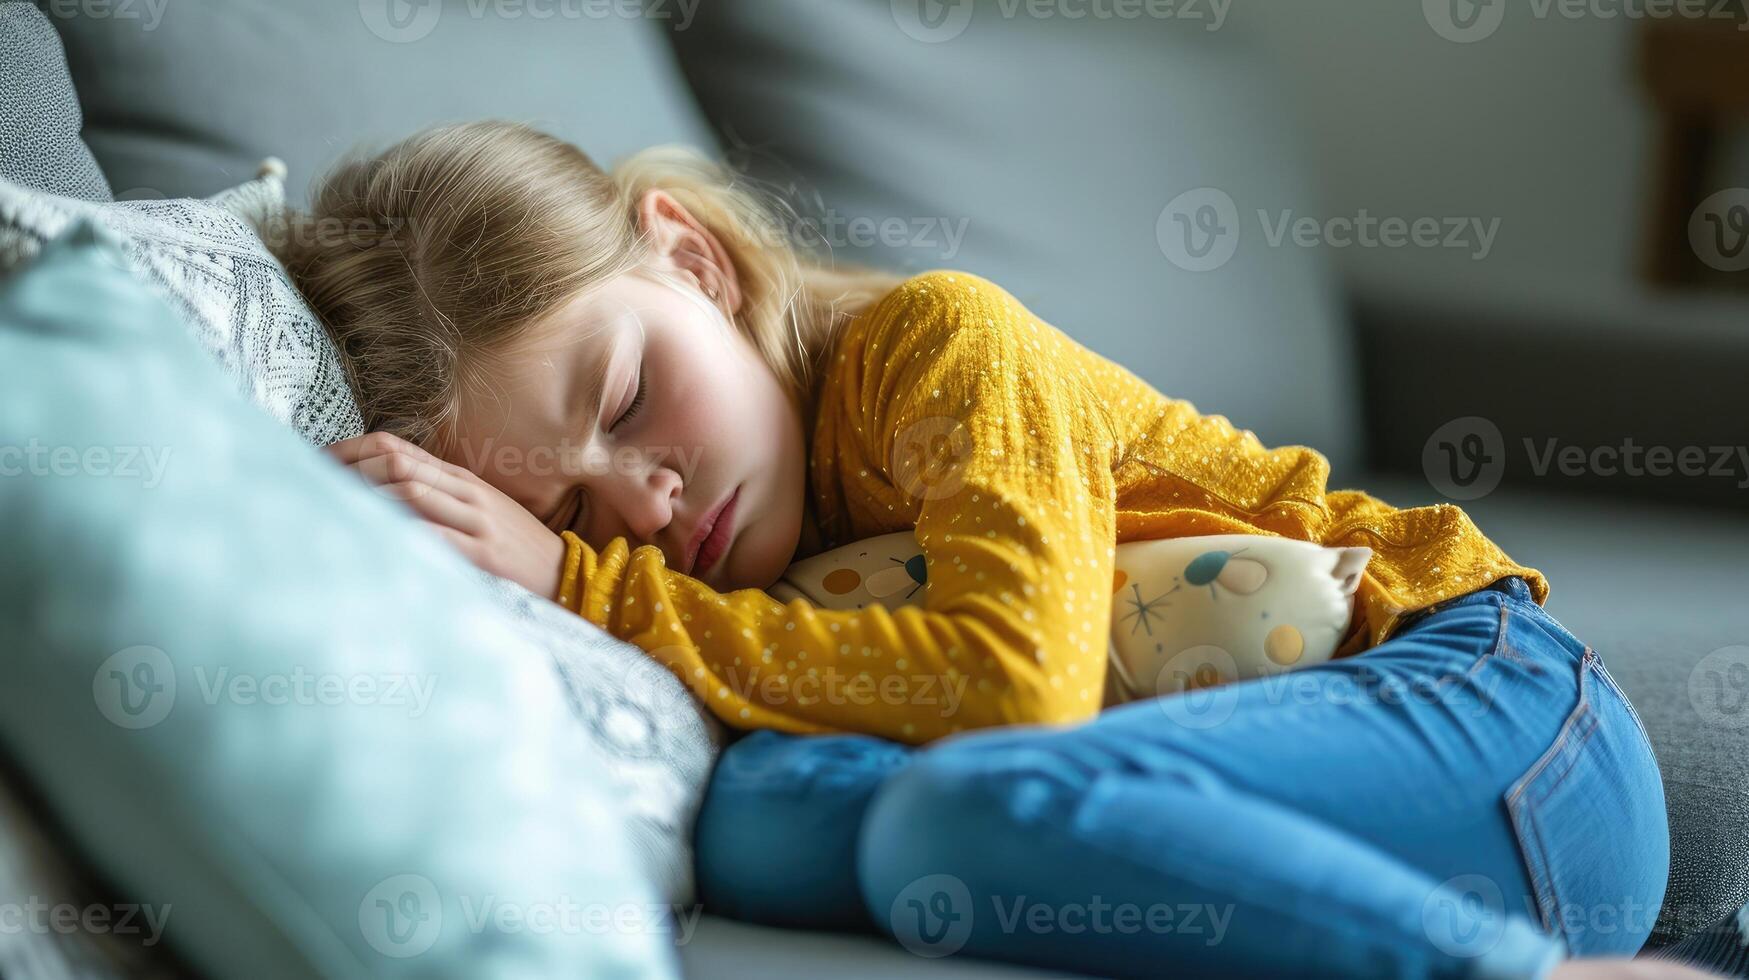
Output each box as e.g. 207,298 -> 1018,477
612,368 -> 647,432
550,365 -> 645,531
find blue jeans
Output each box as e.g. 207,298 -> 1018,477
694,578 -> 1669,979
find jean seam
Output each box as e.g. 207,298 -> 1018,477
1504,649 -> 1601,944
1587,653 -> 1658,762
1465,599 -> 1513,682
1520,713 -> 1600,945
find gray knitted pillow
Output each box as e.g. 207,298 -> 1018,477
0,2 -> 112,202
0,168 -> 363,444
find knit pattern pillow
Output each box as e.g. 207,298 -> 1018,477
0,167 -> 361,445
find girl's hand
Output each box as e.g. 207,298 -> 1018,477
326,432 -> 567,601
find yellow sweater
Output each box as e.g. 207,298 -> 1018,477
558,270 -> 1547,744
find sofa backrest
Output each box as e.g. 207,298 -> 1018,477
42,0 -> 714,204
40,0 -> 1363,473
0,3 -> 110,201
670,1 -> 1363,473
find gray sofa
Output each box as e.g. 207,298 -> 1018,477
7,0 -> 1746,975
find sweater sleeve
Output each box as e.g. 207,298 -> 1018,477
556,271 -> 1118,744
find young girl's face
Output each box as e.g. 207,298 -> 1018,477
446,268 -> 809,593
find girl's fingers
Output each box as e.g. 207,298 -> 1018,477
348,450 -> 475,503
329,432 -> 488,500
324,432 -> 408,465
375,481 -> 484,535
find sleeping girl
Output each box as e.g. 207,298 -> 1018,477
281,121 -> 1696,980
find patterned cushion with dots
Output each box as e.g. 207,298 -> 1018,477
772,531 -> 1370,708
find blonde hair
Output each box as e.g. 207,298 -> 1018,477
275,120 -> 901,450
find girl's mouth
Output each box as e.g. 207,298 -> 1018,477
690,486 -> 740,578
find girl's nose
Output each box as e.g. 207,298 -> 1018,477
611,465 -> 682,551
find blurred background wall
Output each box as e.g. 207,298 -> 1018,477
1236,0 -> 1747,334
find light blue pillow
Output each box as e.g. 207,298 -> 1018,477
0,223 -> 677,980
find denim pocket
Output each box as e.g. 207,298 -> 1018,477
1503,646 -> 1670,957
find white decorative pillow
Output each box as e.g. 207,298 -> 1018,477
0,174 -> 724,904
1103,535 -> 1371,703
773,532 -> 1371,706
481,575 -> 722,901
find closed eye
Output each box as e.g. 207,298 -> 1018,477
611,366 -> 646,433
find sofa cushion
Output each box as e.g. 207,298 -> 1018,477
1362,474 -> 1749,945
669,2 -> 1362,474
0,2 -> 111,201
42,0 -> 716,203
0,222 -> 678,980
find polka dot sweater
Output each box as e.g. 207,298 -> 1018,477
558,270 -> 1548,745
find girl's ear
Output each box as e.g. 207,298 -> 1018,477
636,189 -> 744,316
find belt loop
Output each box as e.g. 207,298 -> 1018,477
1490,576 -> 1533,602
